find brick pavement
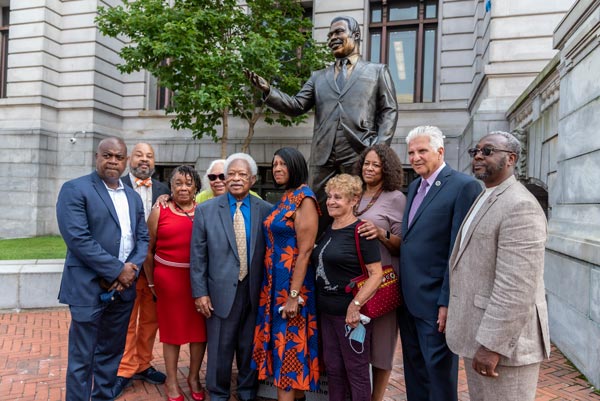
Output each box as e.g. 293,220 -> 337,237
1,308 -> 598,401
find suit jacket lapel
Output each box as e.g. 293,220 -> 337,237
326,64 -> 337,93
218,195 -> 239,259
409,165 -> 452,229
125,189 -> 137,234
91,172 -> 120,226
339,58 -> 366,96
452,176 -> 517,269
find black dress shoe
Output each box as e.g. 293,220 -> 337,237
112,376 -> 132,399
132,366 -> 167,384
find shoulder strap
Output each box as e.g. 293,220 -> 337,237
354,222 -> 368,275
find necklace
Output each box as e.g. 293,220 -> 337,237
354,187 -> 383,216
173,201 -> 196,221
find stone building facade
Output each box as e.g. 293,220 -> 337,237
507,0 -> 600,387
0,0 -> 598,387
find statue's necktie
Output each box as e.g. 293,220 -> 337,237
336,58 -> 348,90
233,201 -> 248,281
408,179 -> 430,226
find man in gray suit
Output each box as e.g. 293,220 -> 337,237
446,132 -> 550,401
190,153 -> 272,401
246,16 -> 398,233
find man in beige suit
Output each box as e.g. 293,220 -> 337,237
445,131 -> 550,401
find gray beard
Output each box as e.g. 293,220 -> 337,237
131,166 -> 154,180
473,156 -> 506,181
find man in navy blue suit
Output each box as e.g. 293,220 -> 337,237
399,126 -> 481,401
56,137 -> 149,401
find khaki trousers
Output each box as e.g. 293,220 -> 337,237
464,357 -> 540,401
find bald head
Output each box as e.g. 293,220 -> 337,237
130,142 -> 156,180
95,137 -> 127,188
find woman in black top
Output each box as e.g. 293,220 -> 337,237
312,173 -> 383,401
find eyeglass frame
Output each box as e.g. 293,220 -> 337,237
467,146 -> 516,158
207,173 -> 226,181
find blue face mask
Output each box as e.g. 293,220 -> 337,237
345,322 -> 366,354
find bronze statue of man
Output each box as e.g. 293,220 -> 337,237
246,16 -> 398,233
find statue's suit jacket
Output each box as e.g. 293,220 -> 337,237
56,171 -> 149,306
265,58 -> 398,166
189,194 -> 272,319
446,175 -> 551,366
400,165 -> 481,320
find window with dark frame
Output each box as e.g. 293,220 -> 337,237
368,0 -> 438,103
156,84 -> 173,110
154,58 -> 174,110
1,6 -> 9,99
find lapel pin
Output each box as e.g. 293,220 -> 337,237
435,181 -> 441,186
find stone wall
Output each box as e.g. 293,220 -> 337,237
459,0 -> 575,171
507,0 -> 600,388
546,0 -> 600,387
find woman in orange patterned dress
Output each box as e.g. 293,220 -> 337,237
252,147 -> 320,401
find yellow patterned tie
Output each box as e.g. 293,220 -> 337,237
233,201 -> 248,281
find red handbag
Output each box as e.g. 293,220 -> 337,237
345,222 -> 402,319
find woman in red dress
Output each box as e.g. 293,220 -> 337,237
145,165 -> 206,401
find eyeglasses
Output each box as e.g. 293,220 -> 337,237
207,173 -> 225,181
467,146 -> 515,158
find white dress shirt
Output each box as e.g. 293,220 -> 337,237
104,180 -> 134,263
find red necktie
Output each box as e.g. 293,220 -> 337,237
135,178 -> 152,187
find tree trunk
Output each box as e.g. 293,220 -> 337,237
241,107 -> 263,153
220,108 -> 229,158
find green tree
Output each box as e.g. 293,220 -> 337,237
97,0 -> 329,156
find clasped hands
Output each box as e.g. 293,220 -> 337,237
104,262 -> 138,293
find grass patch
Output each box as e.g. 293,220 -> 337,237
0,236 -> 66,260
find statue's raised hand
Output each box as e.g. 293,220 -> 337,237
244,69 -> 270,93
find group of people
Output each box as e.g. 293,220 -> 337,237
56,13 -> 549,401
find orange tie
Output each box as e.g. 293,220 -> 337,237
135,178 -> 152,187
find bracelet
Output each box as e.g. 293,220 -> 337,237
148,284 -> 155,288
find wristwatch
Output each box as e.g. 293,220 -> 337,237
353,299 -> 361,307
385,230 -> 391,240
290,289 -> 299,299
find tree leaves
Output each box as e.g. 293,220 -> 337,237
97,0 -> 330,152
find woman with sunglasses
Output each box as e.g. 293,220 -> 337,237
195,159 -> 227,203
252,147 -> 320,401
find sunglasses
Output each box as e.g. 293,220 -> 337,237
467,146 -> 515,158
207,173 -> 226,181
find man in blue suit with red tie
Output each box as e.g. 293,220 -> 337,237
56,137 -> 149,401
399,126 -> 481,401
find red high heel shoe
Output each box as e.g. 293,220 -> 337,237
188,382 -> 206,401
164,384 -> 184,401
